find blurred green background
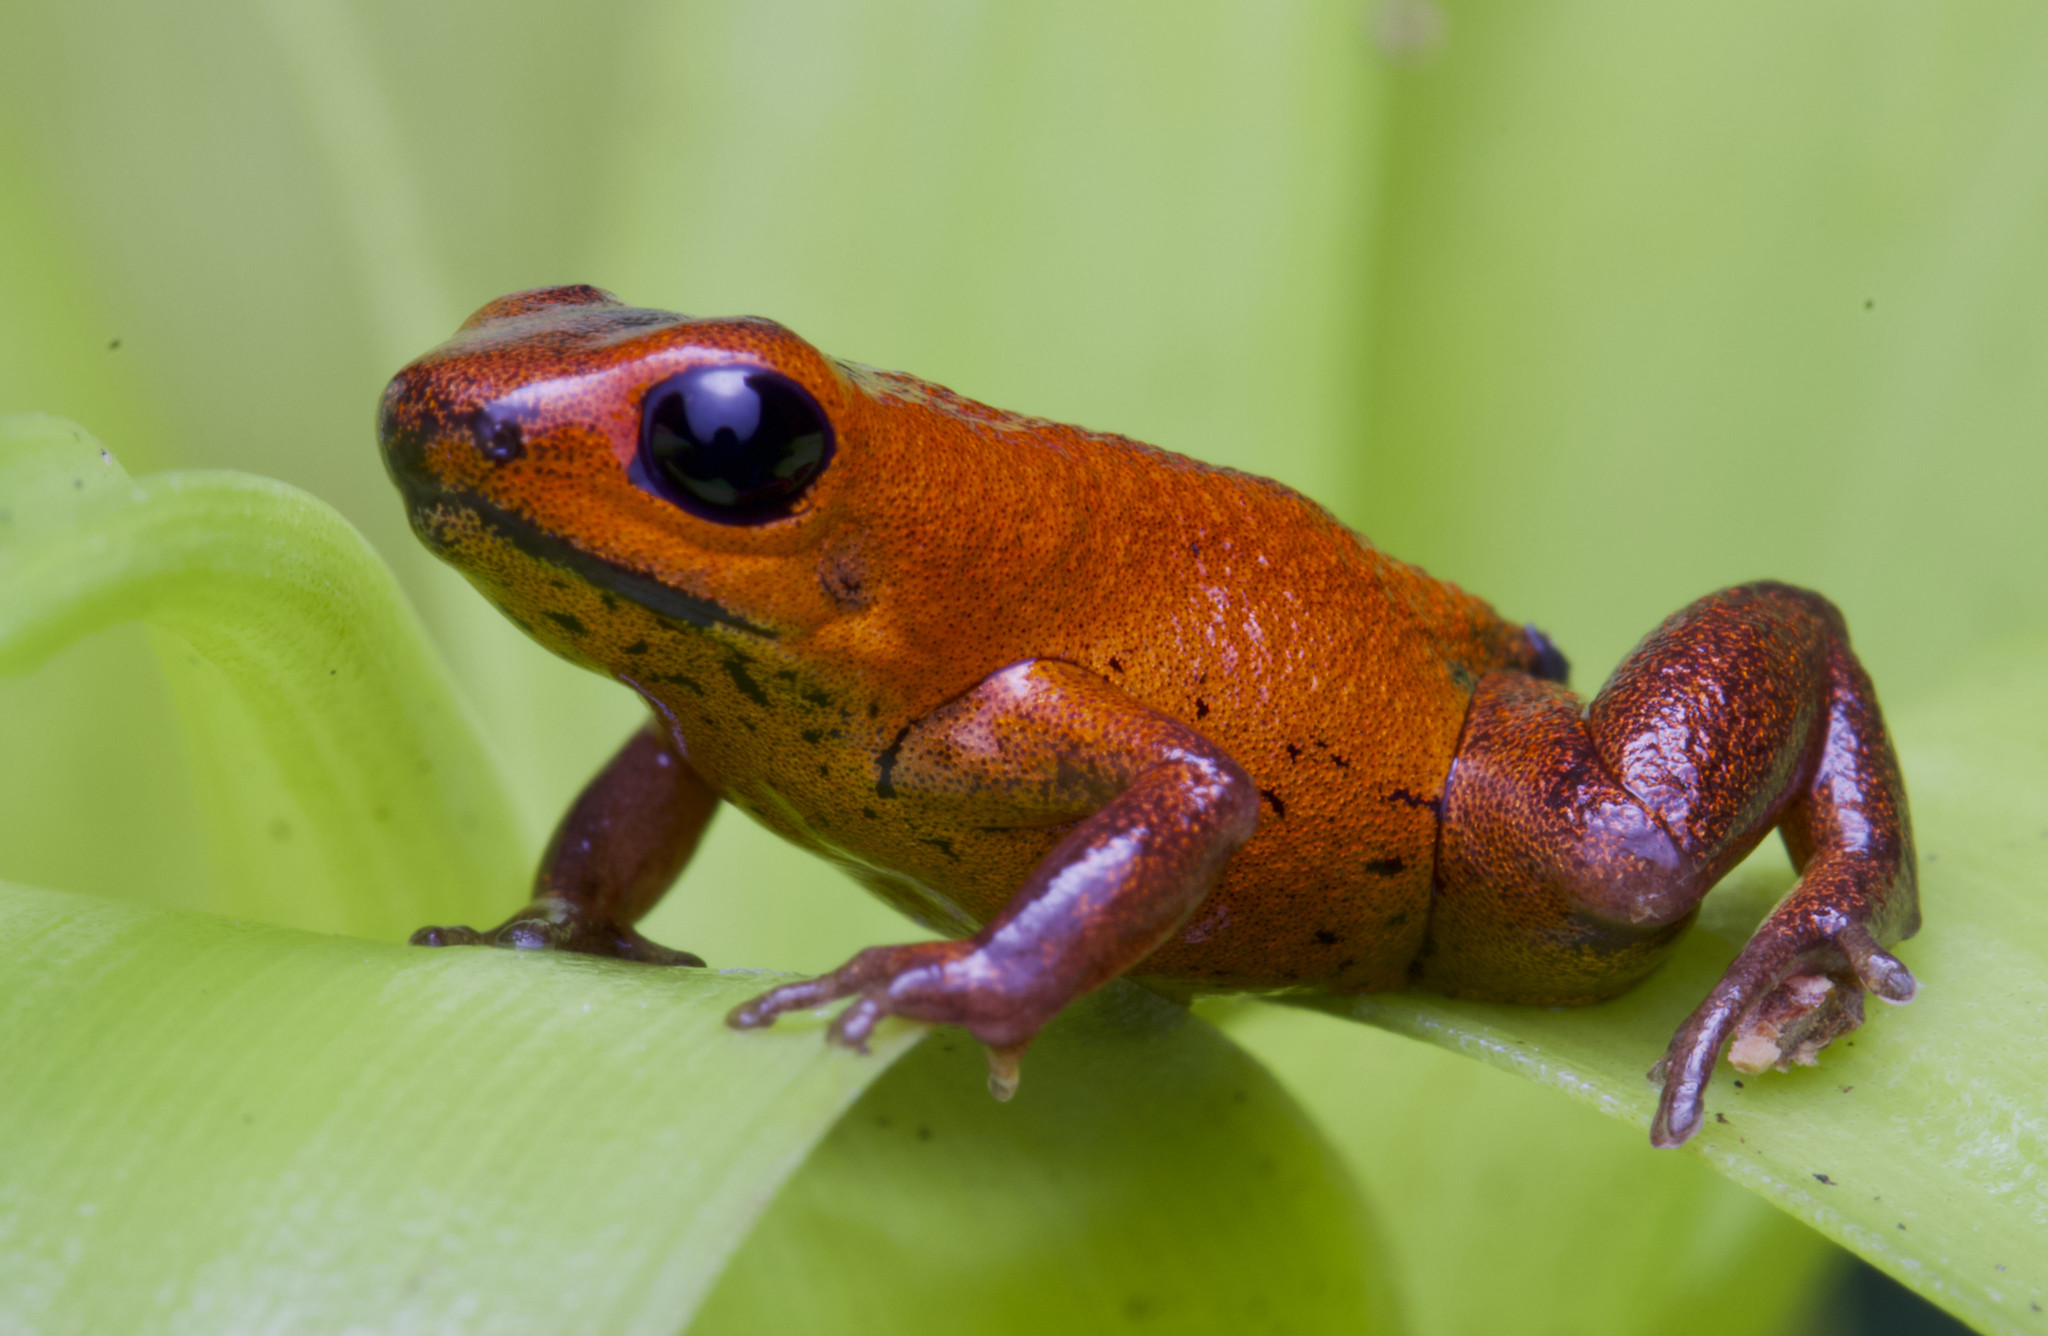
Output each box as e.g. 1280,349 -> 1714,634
3,1 -> 2043,1332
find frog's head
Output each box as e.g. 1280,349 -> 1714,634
380,286 -> 876,671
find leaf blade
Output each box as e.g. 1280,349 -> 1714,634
0,881 -> 925,1335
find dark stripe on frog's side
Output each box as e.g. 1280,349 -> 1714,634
429,492 -> 778,639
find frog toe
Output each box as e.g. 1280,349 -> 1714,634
409,901 -> 704,968
410,923 -> 489,948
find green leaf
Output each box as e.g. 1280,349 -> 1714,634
1266,639 -> 2048,1334
0,880 -> 925,1335
1210,1003 -> 1833,1336
0,882 -> 1390,1335
696,985 -> 1392,1336
0,413 -> 524,939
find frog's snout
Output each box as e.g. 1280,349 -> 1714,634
377,373 -> 433,494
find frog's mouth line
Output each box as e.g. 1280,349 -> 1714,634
405,484 -> 779,641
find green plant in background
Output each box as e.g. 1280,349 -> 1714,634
2,2 -> 2044,1333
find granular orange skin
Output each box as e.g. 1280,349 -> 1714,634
383,287 -> 1920,1146
385,287 -> 1545,993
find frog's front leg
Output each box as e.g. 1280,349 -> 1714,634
411,723 -> 713,966
727,659 -> 1259,1097
1432,583 -> 1918,1147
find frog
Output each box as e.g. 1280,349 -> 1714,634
378,285 -> 1920,1148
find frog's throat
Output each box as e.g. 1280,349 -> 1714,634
413,490 -> 779,640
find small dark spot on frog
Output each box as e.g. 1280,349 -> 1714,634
919,837 -> 961,862
1367,857 -> 1405,876
802,686 -> 833,708
598,591 -> 619,612
862,806 -> 878,820
546,575 -> 570,591
1716,1112 -> 1728,1124
1448,662 -> 1476,691
1285,743 -> 1302,760
1314,929 -> 1341,945
818,764 -> 829,778
1258,788 -> 1286,817
623,640 -> 650,656
1195,698 -> 1210,719
723,655 -> 771,707
818,546 -> 869,610
801,728 -> 824,745
1336,956 -> 1356,970
1385,910 -> 1409,928
545,611 -> 587,636
1813,1173 -> 1835,1186
1386,787 -> 1438,811
1733,1080 -> 1744,1088
658,672 -> 705,695
108,337 -> 122,350
1329,753 -> 1351,770
868,700 -> 880,719
774,668 -> 797,683
1189,542 -> 1201,557
1108,656 -> 1125,674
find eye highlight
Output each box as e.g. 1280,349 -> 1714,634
635,366 -> 833,521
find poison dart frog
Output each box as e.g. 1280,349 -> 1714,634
379,286 -> 1920,1147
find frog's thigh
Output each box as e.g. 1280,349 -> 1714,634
1427,583 -> 1918,1146
730,659 -> 1260,1061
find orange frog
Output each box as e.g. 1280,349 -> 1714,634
380,286 -> 1919,1147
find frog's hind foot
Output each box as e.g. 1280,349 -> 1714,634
1650,908 -> 1916,1148
410,897 -> 705,967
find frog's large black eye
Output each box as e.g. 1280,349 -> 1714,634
635,366 -> 833,521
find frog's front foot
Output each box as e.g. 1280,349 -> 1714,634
727,940 -> 1043,1100
410,896 -> 706,967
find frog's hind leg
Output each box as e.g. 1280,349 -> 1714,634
410,722 -> 714,967
1428,583 -> 1918,1147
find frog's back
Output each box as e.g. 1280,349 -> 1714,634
845,370 -> 1548,991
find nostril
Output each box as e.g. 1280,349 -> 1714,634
476,415 -> 525,463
